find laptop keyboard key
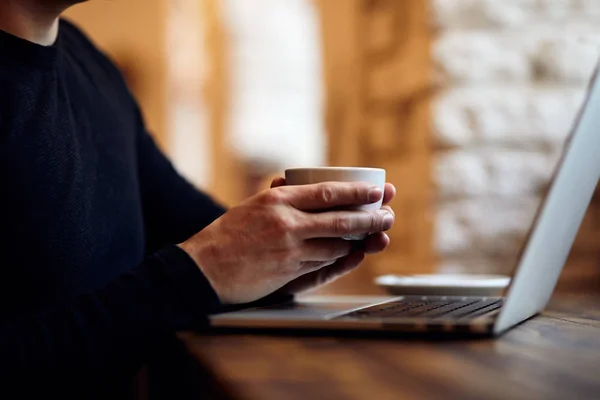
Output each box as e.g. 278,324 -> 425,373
418,301 -> 480,318
383,301 -> 454,318
441,299 -> 502,319
341,298 -> 503,320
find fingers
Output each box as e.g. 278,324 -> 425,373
270,177 -> 286,188
271,180 -> 395,210
362,232 -> 390,254
303,251 -> 365,286
298,233 -> 388,270
299,260 -> 337,271
383,183 -> 396,205
300,238 -> 353,261
280,251 -> 366,294
284,182 -> 383,211
271,180 -> 394,207
300,209 -> 394,238
380,205 -> 394,217
337,251 -> 366,273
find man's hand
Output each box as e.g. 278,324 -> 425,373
180,181 -> 396,304
269,178 -> 396,297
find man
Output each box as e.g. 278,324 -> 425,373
0,0 -> 395,395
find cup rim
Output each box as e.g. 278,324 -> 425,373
285,167 -> 385,173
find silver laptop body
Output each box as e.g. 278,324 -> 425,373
210,63 -> 600,337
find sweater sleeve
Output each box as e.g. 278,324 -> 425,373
0,245 -> 219,388
135,121 -> 226,255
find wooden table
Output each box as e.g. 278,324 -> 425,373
173,294 -> 600,400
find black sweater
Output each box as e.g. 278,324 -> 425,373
0,19 -> 225,391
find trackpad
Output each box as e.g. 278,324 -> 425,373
210,295 -> 395,321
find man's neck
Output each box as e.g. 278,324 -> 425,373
0,1 -> 71,46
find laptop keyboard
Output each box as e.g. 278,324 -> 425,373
341,298 -> 503,320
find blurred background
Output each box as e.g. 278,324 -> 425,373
65,0 -> 600,294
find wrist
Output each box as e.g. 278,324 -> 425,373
178,238 -> 228,304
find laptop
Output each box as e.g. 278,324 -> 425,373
209,62 -> 600,337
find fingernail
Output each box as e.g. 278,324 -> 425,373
368,187 -> 383,203
377,210 -> 394,230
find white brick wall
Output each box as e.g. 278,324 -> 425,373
434,87 -> 586,147
432,0 -> 600,274
432,0 -> 600,29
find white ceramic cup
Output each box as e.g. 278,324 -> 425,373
284,167 -> 386,240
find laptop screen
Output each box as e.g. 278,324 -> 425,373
495,60 -> 600,334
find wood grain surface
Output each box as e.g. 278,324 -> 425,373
176,294 -> 600,400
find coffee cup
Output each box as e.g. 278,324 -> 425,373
284,167 -> 386,240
